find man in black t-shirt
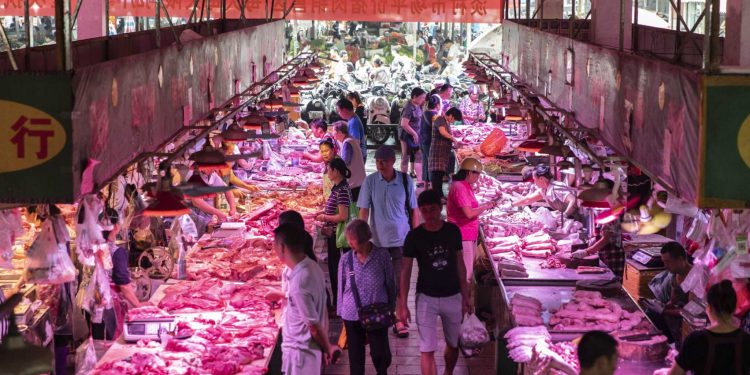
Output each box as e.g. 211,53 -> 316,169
399,189 -> 471,375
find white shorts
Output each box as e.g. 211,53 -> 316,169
281,346 -> 322,375
415,292 -> 462,353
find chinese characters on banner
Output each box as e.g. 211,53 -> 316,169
0,74 -> 73,203
0,0 -> 501,22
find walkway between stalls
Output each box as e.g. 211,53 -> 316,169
320,145 -> 496,374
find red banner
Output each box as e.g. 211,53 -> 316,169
1,0 -> 503,23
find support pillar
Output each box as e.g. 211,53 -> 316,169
590,0 -> 632,50
77,0 -> 107,39
724,0 -> 750,66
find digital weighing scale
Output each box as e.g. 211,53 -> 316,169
632,247 -> 665,268
123,316 -> 176,343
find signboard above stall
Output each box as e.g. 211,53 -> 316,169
0,74 -> 74,203
699,74 -> 750,208
0,0 -> 503,23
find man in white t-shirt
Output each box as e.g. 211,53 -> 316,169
274,224 -> 335,375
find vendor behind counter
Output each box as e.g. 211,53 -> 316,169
643,242 -> 691,345
511,164 -> 578,219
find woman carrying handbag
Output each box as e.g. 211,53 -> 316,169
338,219 -> 396,375
316,158 -> 353,312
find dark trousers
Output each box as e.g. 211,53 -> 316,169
84,308 -> 117,340
327,237 -> 350,308
344,320 -> 392,375
351,186 -> 361,203
431,171 -> 446,198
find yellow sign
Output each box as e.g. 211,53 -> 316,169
0,100 -> 67,173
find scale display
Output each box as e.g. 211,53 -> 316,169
632,247 -> 665,267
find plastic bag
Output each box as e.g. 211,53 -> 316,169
479,128 -> 508,157
0,209 -> 23,269
81,262 -> 113,315
459,313 -> 489,356
25,220 -> 76,284
75,195 -> 106,267
75,337 -> 98,375
534,207 -> 558,230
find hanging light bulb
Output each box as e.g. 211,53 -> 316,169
176,172 -> 234,199
189,142 -> 229,172
240,112 -> 269,131
143,174 -> 190,217
538,141 -> 571,157
287,84 -> 300,100
261,97 -> 284,110
219,123 -> 250,142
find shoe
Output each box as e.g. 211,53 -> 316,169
392,321 -> 409,338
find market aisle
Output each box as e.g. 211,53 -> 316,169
323,261 -> 497,375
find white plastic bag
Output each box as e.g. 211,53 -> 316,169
75,337 -> 99,375
0,209 -> 23,269
81,262 -> 113,315
534,207 -> 558,230
25,220 -> 76,284
75,195 -> 106,267
459,313 -> 490,355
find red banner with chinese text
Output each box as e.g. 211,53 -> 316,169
0,0 -> 503,23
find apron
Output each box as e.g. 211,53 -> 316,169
704,330 -> 743,375
544,184 -> 582,221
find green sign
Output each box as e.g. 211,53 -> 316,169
700,75 -> 750,208
0,74 -> 74,203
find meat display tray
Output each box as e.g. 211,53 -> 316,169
509,257 -> 615,285
502,285 -> 644,339
500,285 -> 669,374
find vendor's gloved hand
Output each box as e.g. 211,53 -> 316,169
571,249 -> 589,259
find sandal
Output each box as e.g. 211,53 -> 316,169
392,321 -> 409,338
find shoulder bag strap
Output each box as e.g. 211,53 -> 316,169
348,251 -> 363,309
401,172 -> 412,228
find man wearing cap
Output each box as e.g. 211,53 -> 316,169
358,145 -> 419,338
459,85 -> 486,125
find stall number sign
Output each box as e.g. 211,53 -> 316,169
0,101 -> 66,173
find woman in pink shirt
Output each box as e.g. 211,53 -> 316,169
447,158 -> 496,283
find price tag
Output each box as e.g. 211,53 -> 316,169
737,235 -> 749,255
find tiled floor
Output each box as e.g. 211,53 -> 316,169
321,261 -> 497,375
321,144 -> 497,374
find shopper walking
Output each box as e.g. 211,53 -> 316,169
458,85 -> 486,125
399,189 -> 472,375
317,158 -> 353,311
400,87 -> 427,179
447,158 -> 497,283
346,92 -> 368,146
331,121 -> 366,201
429,107 -> 463,198
670,280 -> 750,375
338,219 -> 395,375
358,145 -> 419,338
274,224 -> 335,375
336,98 -> 367,161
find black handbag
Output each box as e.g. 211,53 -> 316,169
346,251 -> 395,331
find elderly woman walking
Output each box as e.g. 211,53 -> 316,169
338,219 -> 396,375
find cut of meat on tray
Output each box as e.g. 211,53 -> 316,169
576,266 -> 608,274
549,290 -> 646,333
510,293 -> 544,327
127,306 -> 172,321
521,249 -> 552,258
